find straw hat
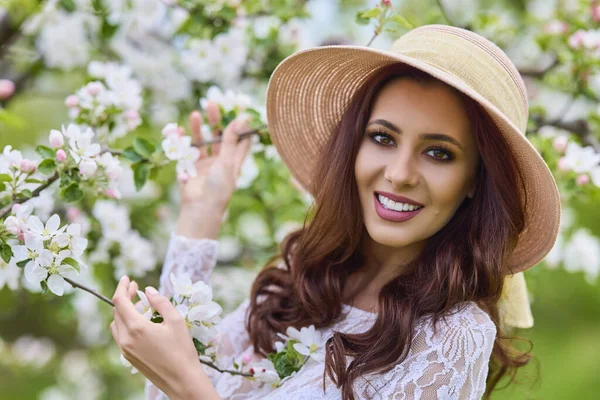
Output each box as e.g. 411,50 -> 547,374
265,24 -> 561,328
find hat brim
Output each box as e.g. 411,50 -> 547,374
266,45 -> 561,273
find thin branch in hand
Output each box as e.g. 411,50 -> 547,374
64,277 -> 115,306
198,359 -> 254,377
192,125 -> 266,147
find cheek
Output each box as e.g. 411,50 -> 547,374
425,167 -> 471,210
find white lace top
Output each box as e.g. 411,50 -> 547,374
145,233 -> 497,400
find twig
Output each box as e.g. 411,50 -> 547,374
198,360 -> 254,377
0,172 -> 59,219
192,125 -> 266,147
64,277 -> 115,306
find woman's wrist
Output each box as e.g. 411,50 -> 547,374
176,202 -> 227,240
170,363 -> 221,400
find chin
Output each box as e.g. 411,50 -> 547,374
366,224 -> 423,248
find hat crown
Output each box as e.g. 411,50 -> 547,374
390,25 -> 529,133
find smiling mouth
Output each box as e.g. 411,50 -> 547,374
375,193 -> 424,212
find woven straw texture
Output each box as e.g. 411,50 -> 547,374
265,24 -> 561,273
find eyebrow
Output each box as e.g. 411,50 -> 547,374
366,119 -> 463,150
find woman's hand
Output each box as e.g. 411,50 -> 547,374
110,276 -> 220,400
180,109 -> 252,212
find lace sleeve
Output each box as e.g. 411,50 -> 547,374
158,232 -> 219,298
145,233 -> 254,400
362,302 -> 497,400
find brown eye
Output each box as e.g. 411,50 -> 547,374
368,131 -> 394,146
426,146 -> 454,162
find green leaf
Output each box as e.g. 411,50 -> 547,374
61,183 -> 84,202
233,361 -> 239,369
0,242 -> 13,264
360,8 -> 382,19
0,174 -> 12,182
25,178 -> 45,184
389,14 -> 414,29
122,146 -> 143,163
355,12 -> 371,25
17,259 -> 29,268
38,159 -> 57,174
62,257 -> 80,273
151,315 -> 164,324
41,280 -> 48,295
133,137 -> 156,159
132,162 -> 150,191
35,145 -> 56,160
20,189 -> 32,199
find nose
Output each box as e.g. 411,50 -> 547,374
383,149 -> 421,188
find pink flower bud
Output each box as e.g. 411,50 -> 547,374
0,79 -> 16,100
56,149 -> 67,162
576,174 -> 590,186
177,172 -> 189,184
381,0 -> 392,7
558,157 -> 570,171
241,354 -> 253,364
553,135 -> 568,153
86,82 -> 104,96
64,95 -> 79,108
20,159 -> 36,173
66,207 -> 80,220
49,130 -> 65,148
206,101 -> 221,126
18,232 -> 25,242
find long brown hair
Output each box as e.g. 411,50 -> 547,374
247,63 -> 535,399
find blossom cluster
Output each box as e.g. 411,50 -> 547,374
553,135 -> 600,187
65,62 -> 143,142
3,207 -> 88,296
47,124 -> 124,199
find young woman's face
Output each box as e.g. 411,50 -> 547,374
354,78 -> 480,250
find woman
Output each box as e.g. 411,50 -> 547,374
110,25 -> 561,400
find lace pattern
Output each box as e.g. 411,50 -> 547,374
145,234 -> 496,400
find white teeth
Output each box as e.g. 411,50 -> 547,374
377,194 -> 422,212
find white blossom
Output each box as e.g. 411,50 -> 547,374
285,325 -> 324,362
563,229 -> 600,284
0,257 -> 21,290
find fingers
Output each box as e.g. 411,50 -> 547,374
128,280 -> 138,300
219,117 -> 249,166
189,111 -> 207,158
144,286 -> 184,325
113,276 -> 147,329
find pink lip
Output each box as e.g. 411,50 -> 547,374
374,193 -> 424,222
